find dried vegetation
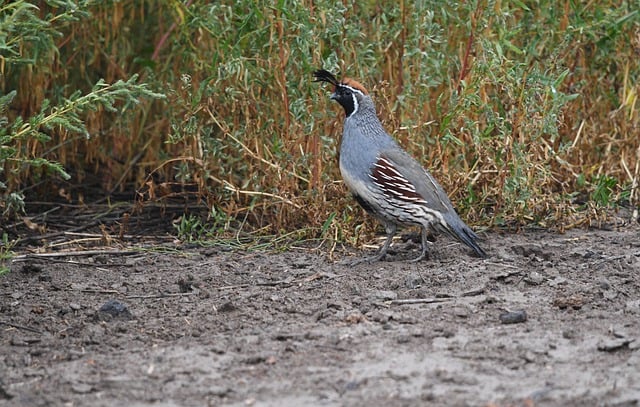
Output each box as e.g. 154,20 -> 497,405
1,1 -> 639,249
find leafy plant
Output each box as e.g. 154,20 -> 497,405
0,232 -> 16,276
1,0 -> 639,247
1,1 -> 165,219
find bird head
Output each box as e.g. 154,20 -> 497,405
313,69 -> 369,118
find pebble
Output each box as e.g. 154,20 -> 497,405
452,306 -> 470,318
404,273 -> 423,289
597,338 -> 632,352
218,301 -> 237,313
625,300 -> 640,314
97,299 -> 132,321
549,277 -> 568,287
371,290 -> 398,301
396,334 -> 411,344
524,271 -> 545,285
499,310 -> 527,324
71,383 -> 93,394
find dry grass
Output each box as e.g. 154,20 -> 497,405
1,0 -> 639,245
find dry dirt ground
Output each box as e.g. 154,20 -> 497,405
1,226 -> 640,406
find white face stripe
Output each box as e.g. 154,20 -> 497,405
349,93 -> 359,117
341,85 -> 363,118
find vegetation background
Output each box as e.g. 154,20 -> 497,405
1,0 -> 639,254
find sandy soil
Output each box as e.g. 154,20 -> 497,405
1,226 -> 640,406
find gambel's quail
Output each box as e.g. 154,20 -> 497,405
313,69 -> 487,263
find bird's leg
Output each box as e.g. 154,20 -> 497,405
408,227 -> 429,263
350,222 -> 396,265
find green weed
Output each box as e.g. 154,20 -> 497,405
1,0 -> 639,248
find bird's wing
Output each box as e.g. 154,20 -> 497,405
372,148 -> 453,214
369,154 -> 426,204
375,148 -> 486,256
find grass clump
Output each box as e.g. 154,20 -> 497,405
1,0 -> 639,249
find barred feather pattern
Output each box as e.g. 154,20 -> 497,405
369,156 -> 446,229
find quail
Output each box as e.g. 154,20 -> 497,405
313,69 -> 487,263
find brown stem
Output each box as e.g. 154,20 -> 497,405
457,2 -> 484,94
152,0 -> 194,61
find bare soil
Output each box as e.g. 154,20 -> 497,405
1,226 -> 640,406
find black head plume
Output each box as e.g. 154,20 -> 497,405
312,69 -> 339,87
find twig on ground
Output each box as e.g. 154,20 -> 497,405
215,279 -> 294,290
0,320 -> 43,335
215,273 -> 346,291
388,297 -> 453,305
462,286 -> 486,296
81,289 -> 121,294
126,292 -> 197,299
484,261 -> 519,269
593,251 -> 640,267
12,249 -> 141,262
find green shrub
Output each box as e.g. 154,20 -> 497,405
1,0 -> 638,246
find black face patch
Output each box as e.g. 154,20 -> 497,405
332,85 -> 361,118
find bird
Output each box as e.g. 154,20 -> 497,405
312,69 -> 487,263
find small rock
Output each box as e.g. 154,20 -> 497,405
511,244 -> 551,260
602,289 -> 618,301
94,255 -> 109,264
549,277 -> 568,287
452,306 -> 470,318
562,329 -> 577,340
20,264 -> 43,274
499,310 -> 527,324
177,279 -> 194,293
609,326 -> 628,339
396,334 -> 411,344
597,338 -> 633,352
410,329 -> 425,337
343,380 -> 362,391
218,301 -> 237,313
69,303 -> 82,311
96,299 -> 132,321
625,300 -> 640,314
344,312 -> 366,324
524,271 -> 545,285
368,310 -> 391,323
208,386 -> 233,398
597,279 -> 611,290
371,290 -> 398,301
38,274 -> 52,282
71,383 -> 93,394
404,273 -> 424,289
522,351 -> 537,363
553,294 -> 586,310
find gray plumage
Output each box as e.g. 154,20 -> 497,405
313,69 -> 487,262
